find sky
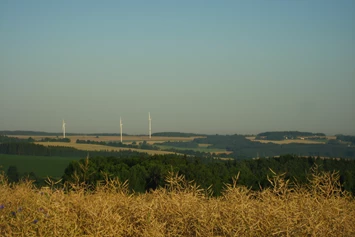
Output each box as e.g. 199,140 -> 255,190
0,0 -> 354,135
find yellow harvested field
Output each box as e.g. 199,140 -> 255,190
1,171 -> 354,236
198,143 -> 212,147
35,142 -> 178,155
327,136 -> 336,140
246,137 -> 327,144
246,136 -> 256,140
213,151 -> 233,155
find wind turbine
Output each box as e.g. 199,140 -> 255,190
62,119 -> 66,138
120,117 -> 123,143
148,112 -> 152,139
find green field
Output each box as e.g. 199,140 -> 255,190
157,145 -> 228,153
0,154 -> 81,178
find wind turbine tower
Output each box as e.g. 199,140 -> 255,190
120,117 -> 123,143
62,119 -> 66,138
148,112 -> 152,139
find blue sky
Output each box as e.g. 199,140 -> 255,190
1,1 -> 354,135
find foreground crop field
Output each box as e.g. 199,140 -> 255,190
0,171 -> 354,236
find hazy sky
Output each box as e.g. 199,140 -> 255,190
1,1 -> 354,135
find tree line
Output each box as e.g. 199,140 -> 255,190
0,142 -> 150,158
256,131 -> 326,140
191,135 -> 355,159
2,141 -> 355,195
159,141 -> 199,148
62,154 -> 355,196
0,135 -> 33,143
336,135 -> 355,145
40,137 -> 71,142
152,132 -> 205,137
2,134 -> 355,159
5,165 -> 43,186
76,139 -> 160,150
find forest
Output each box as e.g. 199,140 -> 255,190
1,140 -> 355,195
256,131 -> 326,140
336,135 -> 355,145
0,135 -> 34,143
74,134 -> 355,159
193,135 -> 355,159
62,154 -> 355,195
40,137 -> 71,142
1,132 -> 355,196
151,132 -> 205,137
0,142 -> 147,158
159,140 -> 199,148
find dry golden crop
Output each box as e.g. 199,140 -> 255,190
35,141 -> 177,155
0,169 -> 354,236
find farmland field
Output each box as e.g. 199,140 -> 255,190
10,135 -> 203,143
197,143 -> 212,147
35,142 -> 178,155
157,145 -> 232,154
0,154 -> 81,178
9,135 -> 232,155
246,136 -> 328,144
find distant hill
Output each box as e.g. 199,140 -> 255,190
1,130 -> 207,137
152,132 -> 206,137
0,131 -> 61,136
256,131 -> 326,141
336,135 -> 355,145
0,131 -> 128,136
86,133 -> 129,136
191,134 -> 355,159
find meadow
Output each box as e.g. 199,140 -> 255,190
0,170 -> 354,236
0,154 -> 81,178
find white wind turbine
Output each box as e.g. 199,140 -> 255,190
120,117 -> 123,143
62,119 -> 66,138
148,112 -> 152,139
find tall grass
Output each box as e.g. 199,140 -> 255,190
0,167 -> 354,236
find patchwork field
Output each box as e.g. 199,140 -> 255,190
246,136 -> 328,144
8,135 -> 234,155
156,145 -> 232,154
35,142 -> 178,155
10,135 -> 202,144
